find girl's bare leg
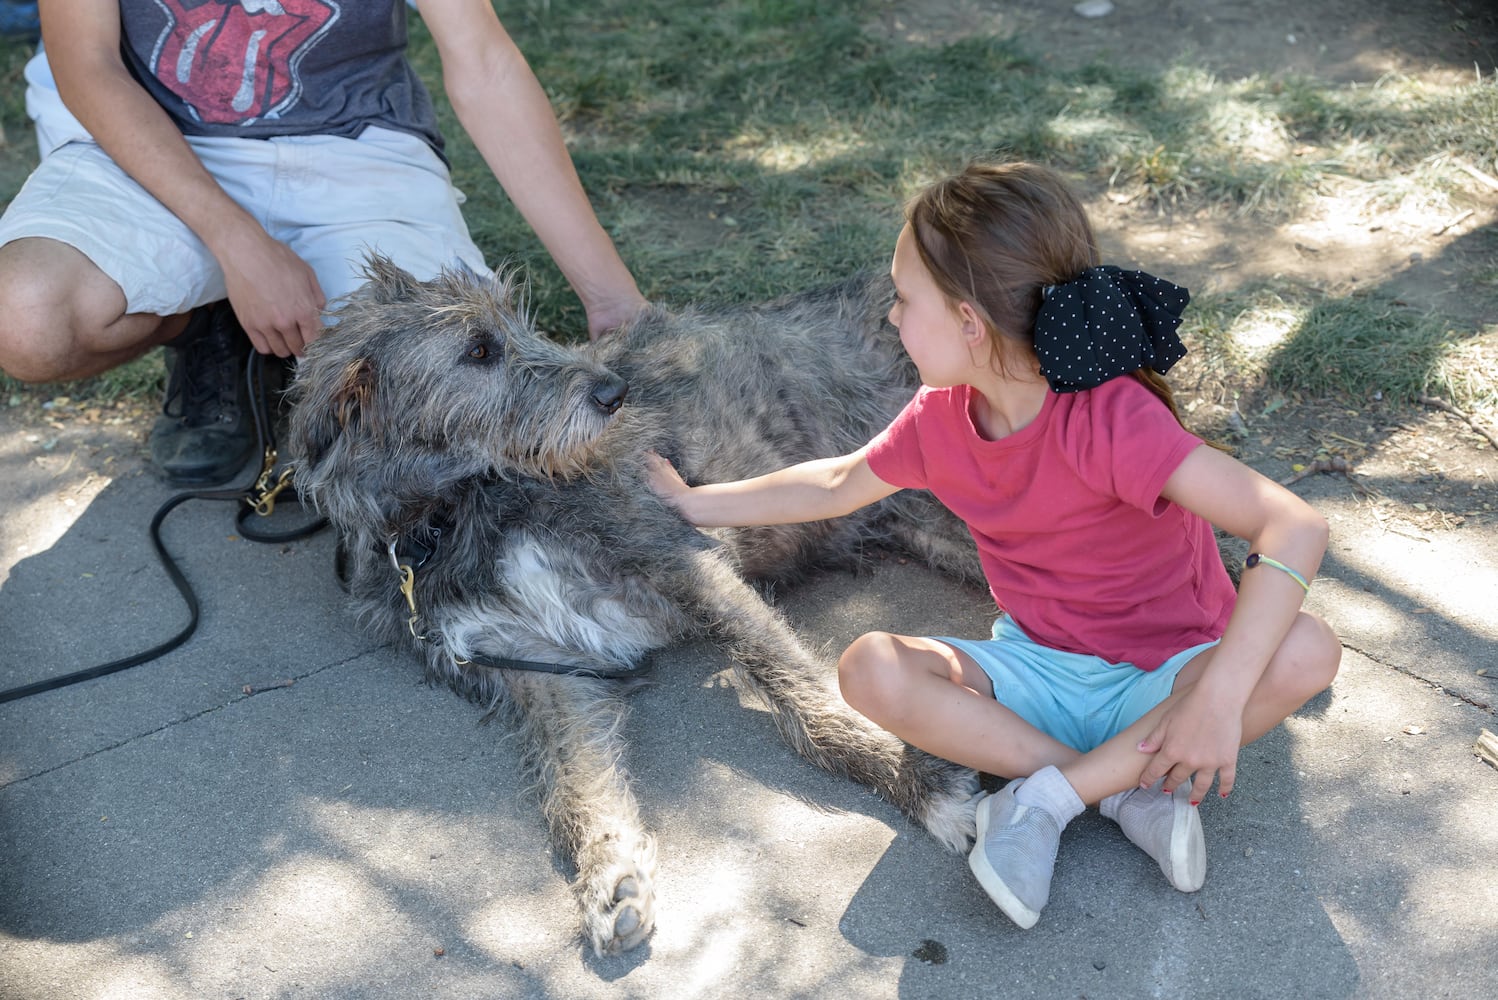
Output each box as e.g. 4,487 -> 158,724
1059,611 -> 1341,804
842,613 -> 1340,925
837,630 -> 1081,779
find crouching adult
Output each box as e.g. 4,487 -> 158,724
0,0 -> 644,485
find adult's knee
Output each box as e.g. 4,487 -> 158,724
837,631 -> 907,721
0,262 -> 76,381
0,238 -> 141,382
0,320 -> 67,383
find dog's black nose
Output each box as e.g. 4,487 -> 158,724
591,374 -> 629,415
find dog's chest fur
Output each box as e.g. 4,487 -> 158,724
353,474 -> 706,674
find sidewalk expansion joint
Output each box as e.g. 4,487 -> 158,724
0,648 -> 378,790
1343,641 -> 1494,713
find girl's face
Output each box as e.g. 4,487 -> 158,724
889,225 -> 978,387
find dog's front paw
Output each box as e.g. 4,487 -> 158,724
578,834 -> 658,955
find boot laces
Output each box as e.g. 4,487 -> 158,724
161,313 -> 246,427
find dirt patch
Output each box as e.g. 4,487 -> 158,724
869,0 -> 1498,85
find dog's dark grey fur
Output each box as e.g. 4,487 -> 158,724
286,257 -> 987,954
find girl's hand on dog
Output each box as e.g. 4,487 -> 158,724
644,451 -> 693,513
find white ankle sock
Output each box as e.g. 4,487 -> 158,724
1099,789 -> 1130,822
1013,765 -> 1085,827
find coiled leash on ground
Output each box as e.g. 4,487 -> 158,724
0,353 -> 326,706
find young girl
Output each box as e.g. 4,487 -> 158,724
645,161 -> 1340,930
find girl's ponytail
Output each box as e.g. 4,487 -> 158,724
906,161 -> 1198,434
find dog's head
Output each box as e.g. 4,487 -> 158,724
286,255 -> 631,525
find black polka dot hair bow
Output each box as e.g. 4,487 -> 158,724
1033,266 -> 1190,393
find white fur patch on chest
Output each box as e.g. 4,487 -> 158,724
440,533 -> 669,666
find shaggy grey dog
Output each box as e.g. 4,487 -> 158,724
286,257 -> 986,955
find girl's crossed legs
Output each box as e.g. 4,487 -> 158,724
837,611 -> 1340,804
836,612 -> 1339,926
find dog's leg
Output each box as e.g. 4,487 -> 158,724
678,551 -> 979,853
878,491 -> 988,587
495,671 -> 658,955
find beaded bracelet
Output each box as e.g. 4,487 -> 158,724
1243,552 -> 1310,593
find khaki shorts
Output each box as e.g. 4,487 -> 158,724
0,49 -> 490,317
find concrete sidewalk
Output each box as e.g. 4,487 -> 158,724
1,407 -> 1495,1000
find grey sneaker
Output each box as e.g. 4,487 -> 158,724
967,783 -> 1061,929
1103,781 -> 1206,892
148,302 -> 256,486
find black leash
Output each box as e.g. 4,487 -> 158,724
0,353 -> 325,706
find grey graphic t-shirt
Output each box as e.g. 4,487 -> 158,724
118,0 -> 443,155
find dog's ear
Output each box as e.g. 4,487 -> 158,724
293,357 -> 379,472
359,253 -> 423,304
333,358 -> 377,433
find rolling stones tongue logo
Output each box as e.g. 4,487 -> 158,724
152,0 -> 339,125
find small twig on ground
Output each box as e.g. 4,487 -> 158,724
1475,729 -> 1498,772
242,679 -> 295,696
1280,455 -> 1379,498
1453,157 -> 1498,192
1433,208 -> 1474,236
1419,395 -> 1498,450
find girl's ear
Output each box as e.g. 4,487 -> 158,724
956,299 -> 988,346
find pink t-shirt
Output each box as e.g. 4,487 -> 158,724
866,377 -> 1236,670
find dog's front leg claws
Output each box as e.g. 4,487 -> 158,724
577,833 -> 658,955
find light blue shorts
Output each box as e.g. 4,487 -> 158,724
0,48 -> 490,317
935,616 -> 1219,753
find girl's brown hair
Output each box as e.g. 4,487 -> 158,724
904,160 -> 1185,423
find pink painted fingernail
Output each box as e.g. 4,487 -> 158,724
1190,800 -> 1200,807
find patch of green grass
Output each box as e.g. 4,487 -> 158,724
79,352 -> 166,403
1,354 -> 163,410
0,37 -> 31,122
1180,285 -> 1489,417
1267,298 -> 1463,403
3,3 -> 1495,415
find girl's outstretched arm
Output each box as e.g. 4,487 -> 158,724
1138,444 -> 1332,803
645,446 -> 900,528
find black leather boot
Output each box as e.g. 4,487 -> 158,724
147,302 -> 256,486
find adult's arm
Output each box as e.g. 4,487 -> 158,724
418,0 -> 646,338
40,0 -> 325,355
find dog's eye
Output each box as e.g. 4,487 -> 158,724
463,332 -> 502,365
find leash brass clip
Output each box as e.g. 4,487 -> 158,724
247,447 -> 295,517
387,537 -> 426,641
